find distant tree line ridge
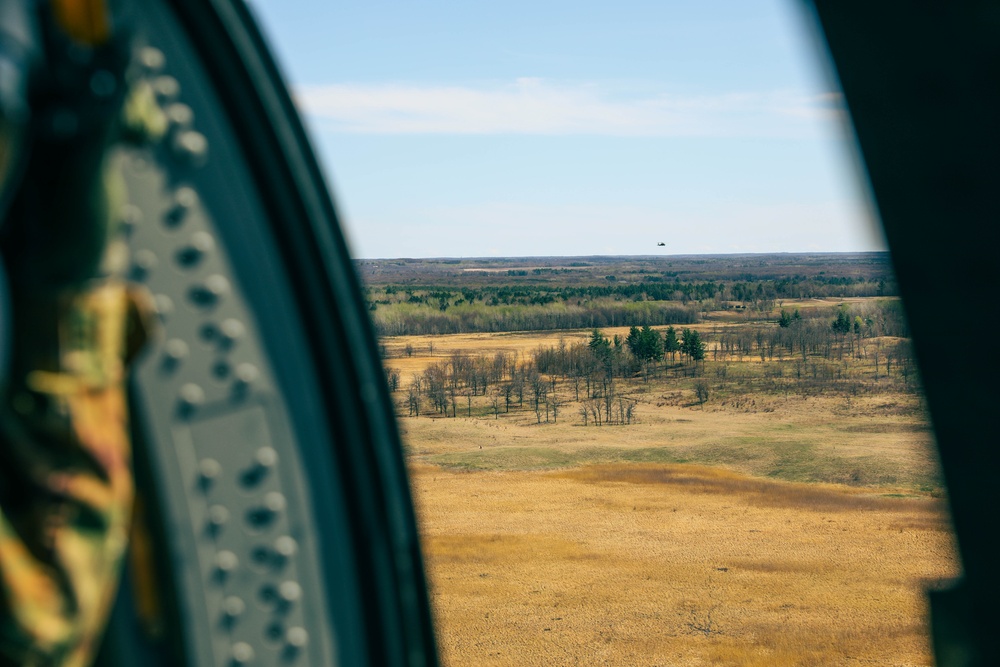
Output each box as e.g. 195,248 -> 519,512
356,253 -> 896,291
365,275 -> 896,336
371,275 -> 895,308
370,301 -> 698,337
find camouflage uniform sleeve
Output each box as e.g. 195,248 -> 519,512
0,1 -> 166,663
0,282 -> 155,667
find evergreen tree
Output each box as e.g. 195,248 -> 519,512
832,308 -> 851,334
685,329 -> 706,362
664,325 -> 680,362
778,310 -> 792,328
627,325 -> 664,362
589,328 -> 608,351
640,325 -> 663,361
626,325 -> 642,357
588,328 -> 612,365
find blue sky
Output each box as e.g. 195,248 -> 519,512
247,0 -> 884,259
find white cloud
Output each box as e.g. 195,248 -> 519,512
295,79 -> 846,137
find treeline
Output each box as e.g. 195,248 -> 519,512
386,345 -> 640,427
534,327 -> 706,382
715,300 -> 910,363
370,275 -> 895,312
371,301 -> 698,337
530,301 -> 919,395
382,299 -> 919,426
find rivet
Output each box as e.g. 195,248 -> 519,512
255,447 -> 278,469
219,318 -> 245,347
198,458 -> 221,484
176,231 -> 214,268
138,47 -> 165,74
274,536 -> 298,559
190,275 -> 229,308
234,363 -> 259,387
247,492 -> 285,528
207,505 -> 229,529
120,204 -> 142,234
172,130 -> 208,166
163,338 -> 189,364
215,550 -> 239,574
175,186 -> 198,209
285,627 -> 309,649
231,641 -> 254,665
165,102 -> 194,128
131,249 -> 157,280
191,231 -> 215,253
205,274 -> 230,297
241,446 -> 276,487
278,580 -> 301,604
152,75 -> 180,100
154,294 -> 174,319
165,187 -> 197,228
263,492 -> 286,514
222,595 -> 245,619
178,383 -> 205,411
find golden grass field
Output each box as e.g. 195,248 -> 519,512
391,325 -> 959,666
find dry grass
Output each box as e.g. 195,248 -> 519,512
395,323 -> 956,665
412,463 -> 957,666
400,390 -> 942,494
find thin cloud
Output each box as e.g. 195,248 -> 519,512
295,79 -> 846,137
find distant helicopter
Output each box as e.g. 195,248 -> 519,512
657,242 -> 666,246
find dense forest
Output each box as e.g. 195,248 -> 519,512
363,254 -> 897,336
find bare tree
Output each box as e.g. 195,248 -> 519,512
385,368 -> 400,392
502,382 -> 513,413
407,378 -> 422,417
490,389 -> 501,419
694,381 -> 710,406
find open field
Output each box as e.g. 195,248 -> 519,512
397,364 -> 954,664
412,463 -> 957,667
373,261 -> 956,665
400,391 -> 940,493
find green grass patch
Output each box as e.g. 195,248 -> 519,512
424,439 -> 942,492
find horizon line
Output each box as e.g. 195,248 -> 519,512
352,250 -> 890,262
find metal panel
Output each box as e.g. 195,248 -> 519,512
95,1 -> 437,665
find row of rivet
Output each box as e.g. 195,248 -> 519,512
199,442 -> 306,660
138,46 -> 304,663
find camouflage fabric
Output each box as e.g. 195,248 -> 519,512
0,1 -> 167,663
0,281 -> 155,667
